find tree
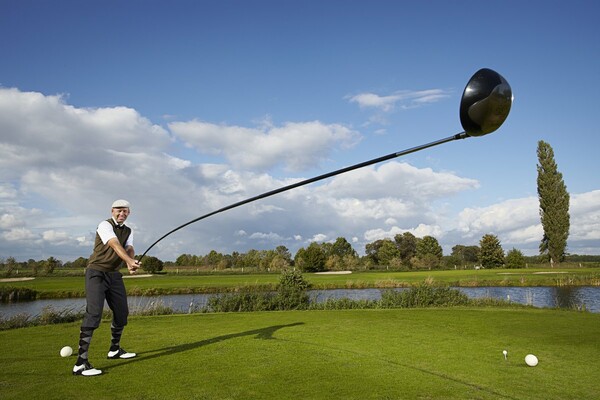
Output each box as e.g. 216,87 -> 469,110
365,240 -> 385,264
537,140 -> 570,265
176,253 -> 200,266
4,256 -> 17,276
294,243 -> 326,272
275,246 -> 292,265
269,254 -> 291,271
203,250 -> 224,268
43,257 -> 61,274
394,232 -> 418,265
242,249 -> 263,270
416,236 -> 443,258
68,257 -> 88,269
331,237 -> 358,258
505,248 -> 525,269
451,245 -> 480,265
141,256 -> 164,273
479,234 -> 504,268
376,239 -> 401,267
415,236 -> 443,269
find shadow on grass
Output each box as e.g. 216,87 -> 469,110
101,321 -> 514,399
102,322 -> 304,372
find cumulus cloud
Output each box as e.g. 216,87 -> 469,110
42,230 -> 71,244
450,192 -> 600,255
3,227 -> 35,241
0,88 -> 170,177
169,120 -> 361,172
0,213 -> 23,229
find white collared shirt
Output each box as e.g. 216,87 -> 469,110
97,219 -> 134,247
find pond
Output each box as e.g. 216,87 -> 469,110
1,286 -> 599,318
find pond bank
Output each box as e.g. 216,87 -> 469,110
2,286 -> 599,318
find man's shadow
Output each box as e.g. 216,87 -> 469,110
102,322 -> 304,372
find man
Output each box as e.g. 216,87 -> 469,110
72,199 -> 141,376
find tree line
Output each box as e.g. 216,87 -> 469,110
169,232 -> 564,273
2,235 -> 598,276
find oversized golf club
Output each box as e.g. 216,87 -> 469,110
139,68 -> 512,261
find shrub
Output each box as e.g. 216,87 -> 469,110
204,270 -> 313,312
0,287 -> 38,302
380,283 -> 470,308
206,290 -> 275,312
141,256 -> 164,274
274,269 -> 311,310
505,248 -> 526,269
310,298 -> 377,310
0,306 -> 84,330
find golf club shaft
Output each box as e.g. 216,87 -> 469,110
139,131 -> 469,261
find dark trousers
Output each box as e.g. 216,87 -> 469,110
81,269 -> 129,329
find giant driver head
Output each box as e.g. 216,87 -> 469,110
460,68 -> 513,137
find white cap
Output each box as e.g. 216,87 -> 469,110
111,199 -> 131,208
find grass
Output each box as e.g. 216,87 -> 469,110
0,308 -> 598,399
1,268 -> 599,300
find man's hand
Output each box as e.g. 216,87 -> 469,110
106,238 -> 140,275
127,259 -> 141,275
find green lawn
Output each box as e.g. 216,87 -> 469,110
1,308 -> 598,399
1,268 -> 599,299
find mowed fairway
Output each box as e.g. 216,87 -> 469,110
1,308 -> 599,399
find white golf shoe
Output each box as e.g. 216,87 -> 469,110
72,361 -> 102,376
107,347 -> 137,359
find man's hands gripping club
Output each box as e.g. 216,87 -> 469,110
107,238 -> 141,275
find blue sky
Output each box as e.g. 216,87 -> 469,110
1,0 -> 599,262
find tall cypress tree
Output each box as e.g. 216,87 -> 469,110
537,140 -> 570,265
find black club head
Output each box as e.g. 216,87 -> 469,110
460,68 -> 513,137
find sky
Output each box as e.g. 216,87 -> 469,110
1,0 -> 599,262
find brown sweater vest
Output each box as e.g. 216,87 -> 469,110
87,219 -> 132,272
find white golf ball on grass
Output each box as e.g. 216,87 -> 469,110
525,354 -> 538,367
60,346 -> 73,357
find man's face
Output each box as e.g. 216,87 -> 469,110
112,207 -> 130,224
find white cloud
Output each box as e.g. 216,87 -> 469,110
0,213 -> 23,229
249,232 -> 285,242
3,227 -> 37,241
451,191 -> 600,255
347,89 -> 450,112
0,88 -> 170,178
569,191 -> 600,243
311,233 -> 328,243
42,230 -> 70,244
169,120 -> 361,172
457,197 -> 539,238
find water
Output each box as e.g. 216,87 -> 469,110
311,286 -> 600,312
1,286 -> 599,318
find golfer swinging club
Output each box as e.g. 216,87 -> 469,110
72,199 -> 140,376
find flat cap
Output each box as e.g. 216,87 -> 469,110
111,199 -> 131,208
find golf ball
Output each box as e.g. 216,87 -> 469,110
525,354 -> 538,367
60,346 -> 73,358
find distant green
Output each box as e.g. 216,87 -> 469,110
1,308 -> 598,399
